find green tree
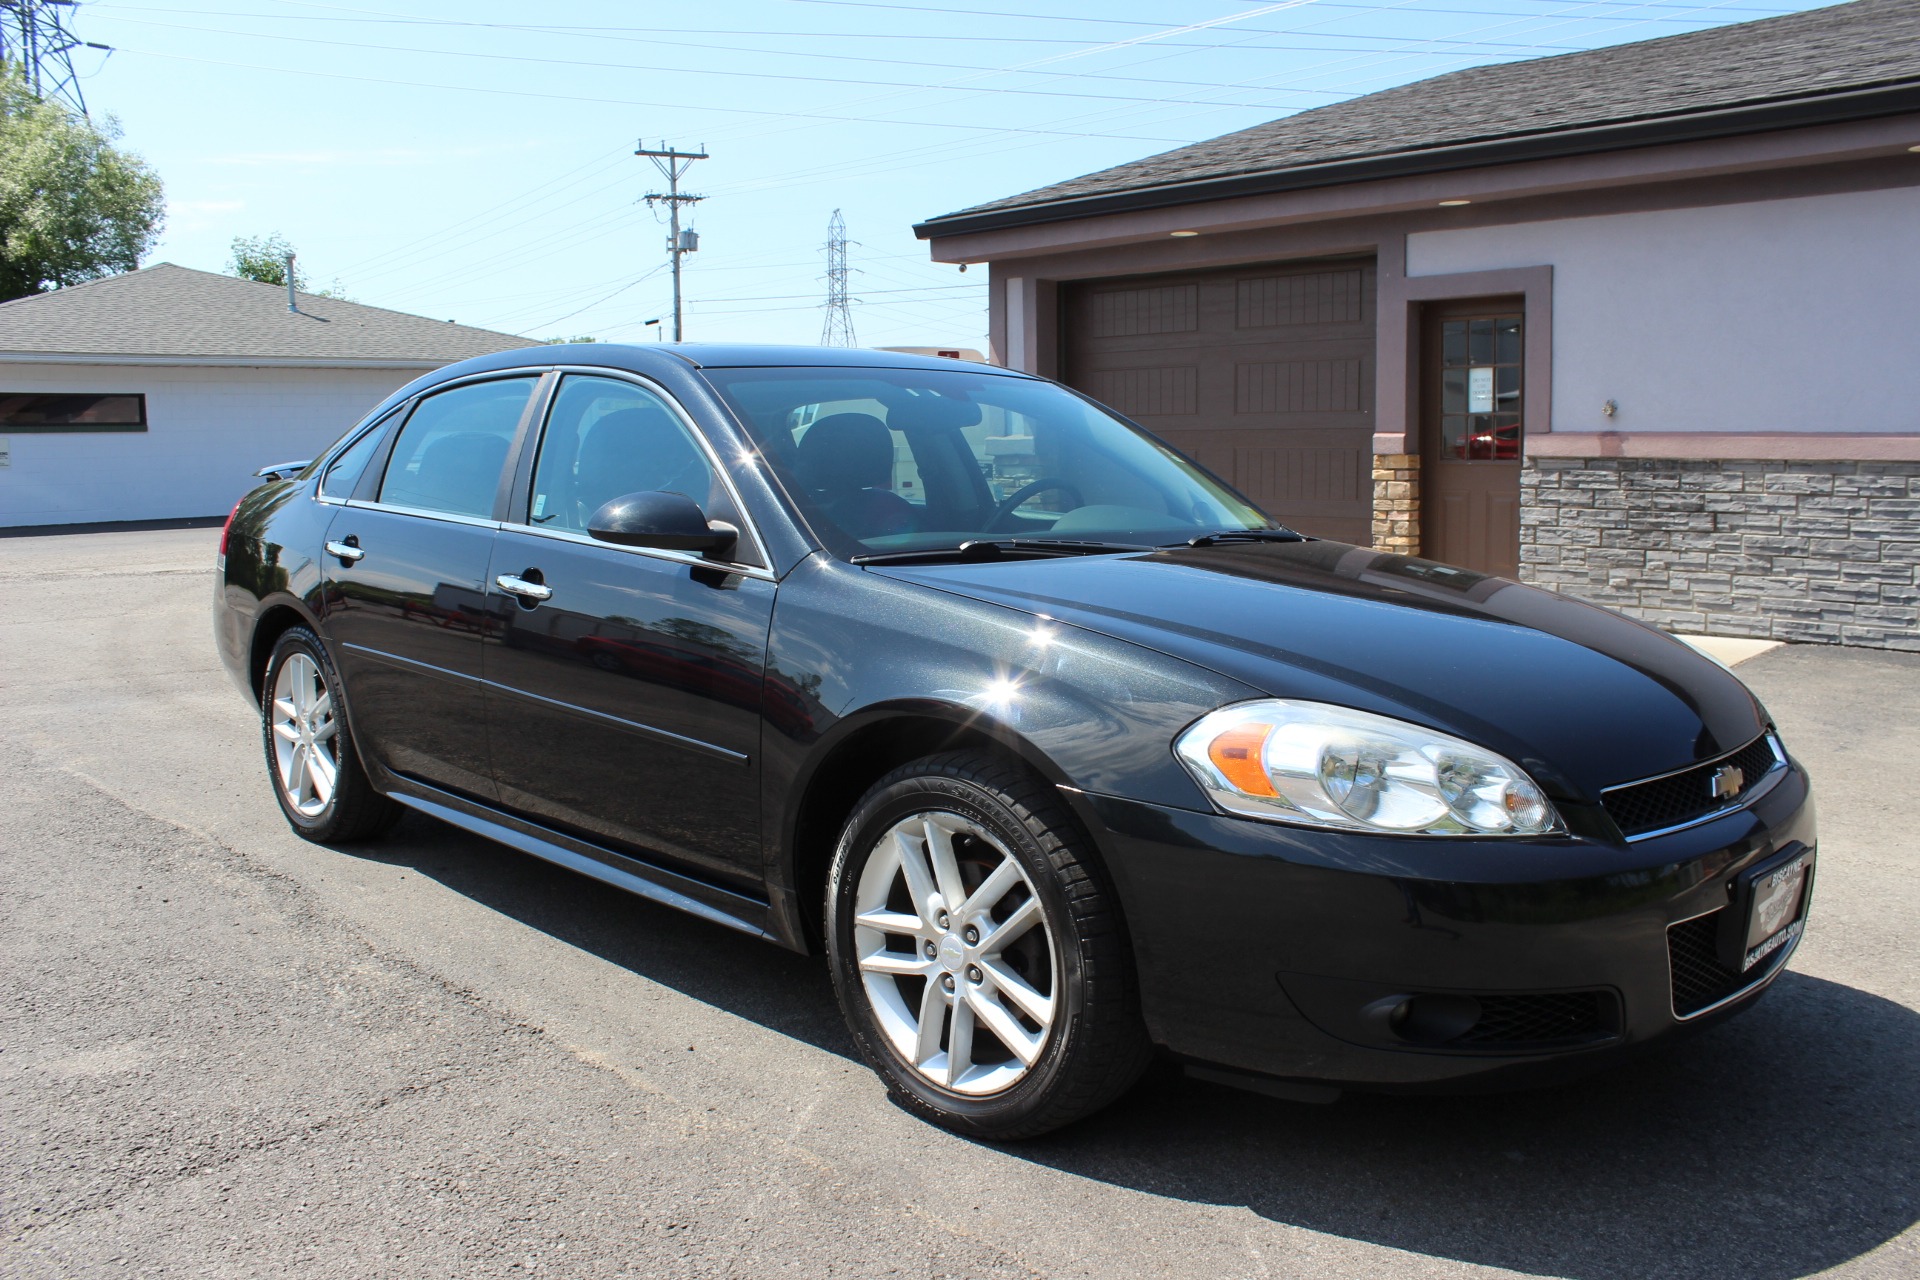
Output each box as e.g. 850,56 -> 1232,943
229,232 -> 301,287
0,65 -> 165,302
229,232 -> 351,299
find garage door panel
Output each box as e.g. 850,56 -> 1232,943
1067,258 -> 1376,544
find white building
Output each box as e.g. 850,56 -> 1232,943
0,264 -> 534,528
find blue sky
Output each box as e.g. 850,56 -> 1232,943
68,0 -> 1833,350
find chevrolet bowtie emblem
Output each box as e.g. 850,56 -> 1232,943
1710,764 -> 1745,802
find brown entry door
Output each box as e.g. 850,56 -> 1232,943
1064,258 -> 1377,545
1421,300 -> 1524,576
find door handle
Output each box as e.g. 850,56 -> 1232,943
495,573 -> 553,603
325,538 -> 365,564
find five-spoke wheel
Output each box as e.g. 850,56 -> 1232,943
828,750 -> 1150,1138
260,626 -> 400,843
853,810 -> 1057,1095
270,651 -> 339,817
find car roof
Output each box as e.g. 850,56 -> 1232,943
445,342 -> 1034,378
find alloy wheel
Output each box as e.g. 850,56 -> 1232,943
270,652 -> 339,818
852,810 -> 1058,1096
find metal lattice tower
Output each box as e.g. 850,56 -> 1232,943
1,0 -> 98,114
821,209 -> 856,348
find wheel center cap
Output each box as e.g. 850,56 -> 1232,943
938,933 -> 967,972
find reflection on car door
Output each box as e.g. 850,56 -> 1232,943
319,374 -> 544,801
481,374 -> 774,888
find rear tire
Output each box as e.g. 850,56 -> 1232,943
261,626 -> 400,843
826,749 -> 1150,1139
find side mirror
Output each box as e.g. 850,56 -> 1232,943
587,490 -> 738,558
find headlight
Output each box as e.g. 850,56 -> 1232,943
1174,699 -> 1560,837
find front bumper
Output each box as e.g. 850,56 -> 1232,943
1073,759 -> 1816,1091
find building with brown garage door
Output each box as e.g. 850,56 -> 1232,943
915,0 -> 1920,652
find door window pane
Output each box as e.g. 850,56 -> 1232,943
319,417 -> 389,500
529,375 -> 719,533
1495,317 -> 1522,364
379,377 -> 537,517
1436,311 -> 1522,462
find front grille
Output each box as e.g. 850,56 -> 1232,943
1603,734 -> 1780,839
1668,911 -> 1752,1017
1450,991 -> 1616,1048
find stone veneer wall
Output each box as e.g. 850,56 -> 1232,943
1371,453 -> 1421,555
1518,457 -> 1920,651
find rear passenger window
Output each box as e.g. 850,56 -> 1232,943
318,414 -> 393,501
379,377 -> 538,518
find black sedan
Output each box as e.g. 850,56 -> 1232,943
213,345 -> 1815,1138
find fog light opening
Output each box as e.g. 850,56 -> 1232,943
1387,993 -> 1483,1046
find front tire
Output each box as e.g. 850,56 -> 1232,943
261,626 -> 400,843
826,750 -> 1150,1139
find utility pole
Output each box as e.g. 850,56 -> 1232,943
635,141 -> 706,343
1,0 -> 105,114
820,209 -> 856,348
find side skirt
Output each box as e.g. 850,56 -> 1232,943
382,774 -> 782,944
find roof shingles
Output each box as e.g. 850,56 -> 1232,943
0,263 -> 535,362
925,0 -> 1920,228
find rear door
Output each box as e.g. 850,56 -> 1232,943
481,372 -> 775,888
319,373 -> 545,801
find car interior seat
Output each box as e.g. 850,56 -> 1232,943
793,412 -> 915,540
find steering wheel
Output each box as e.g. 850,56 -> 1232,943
985,478 -> 1086,533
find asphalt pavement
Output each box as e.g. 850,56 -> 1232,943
3,526 -> 1916,1279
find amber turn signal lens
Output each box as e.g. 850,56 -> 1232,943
1207,723 -> 1277,797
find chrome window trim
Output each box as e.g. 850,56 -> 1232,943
1603,731 -> 1788,843
1665,903 -> 1805,1023
513,365 -> 774,577
333,497 -> 503,532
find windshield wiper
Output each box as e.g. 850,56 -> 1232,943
1181,528 -> 1309,547
850,538 -> 1153,566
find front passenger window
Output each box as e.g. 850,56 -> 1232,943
529,375 -> 720,533
378,377 -> 538,518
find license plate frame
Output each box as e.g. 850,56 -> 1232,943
1722,846 -> 1814,973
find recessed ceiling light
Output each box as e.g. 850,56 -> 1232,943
1909,144 -> 1920,153
1169,229 -> 1200,237
1439,199 -> 1472,207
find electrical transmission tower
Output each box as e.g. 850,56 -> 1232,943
635,140 -> 706,343
1,0 -> 102,114
820,209 -> 857,348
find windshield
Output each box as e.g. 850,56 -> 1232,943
701,366 -> 1275,559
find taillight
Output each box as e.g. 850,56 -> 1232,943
218,498 -> 244,561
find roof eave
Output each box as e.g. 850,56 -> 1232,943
915,78 -> 1920,241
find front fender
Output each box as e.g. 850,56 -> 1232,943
759,553 -> 1256,942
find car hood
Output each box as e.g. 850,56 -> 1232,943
871,540 -> 1769,801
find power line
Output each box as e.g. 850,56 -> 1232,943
94,14 -> 1352,109
821,209 -> 856,348
112,45 -> 1207,144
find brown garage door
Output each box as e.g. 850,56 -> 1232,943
1062,257 -> 1376,544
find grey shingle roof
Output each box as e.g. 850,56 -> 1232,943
921,0 -> 1920,235
0,263 -> 537,363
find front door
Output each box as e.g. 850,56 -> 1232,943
1420,300 -> 1524,577
319,373 -> 543,801
482,373 -> 774,889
